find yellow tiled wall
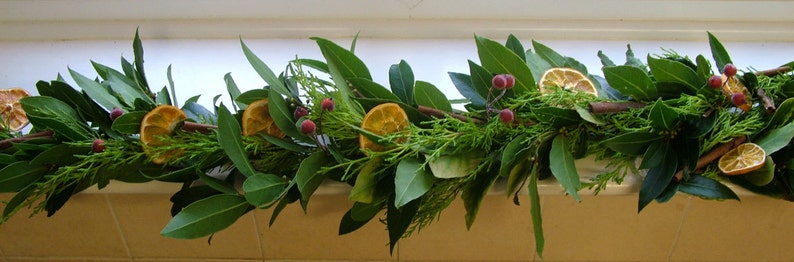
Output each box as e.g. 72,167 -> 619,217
1,192 -> 793,261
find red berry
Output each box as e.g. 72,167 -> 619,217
293,106 -> 308,119
300,119 -> 316,135
109,107 -> 124,121
492,74 -> 508,90
499,109 -> 514,123
731,93 -> 746,107
723,63 -> 738,77
321,98 -> 335,111
707,75 -> 722,89
92,139 -> 105,153
503,74 -> 515,89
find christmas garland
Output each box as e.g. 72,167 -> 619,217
1,30 -> 793,257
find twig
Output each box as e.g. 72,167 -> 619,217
755,66 -> 792,77
673,136 -> 747,182
757,88 -> 776,115
588,102 -> 646,114
180,122 -> 217,134
417,105 -> 483,124
0,130 -> 55,150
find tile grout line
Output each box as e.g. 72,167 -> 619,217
250,210 -> 266,259
105,194 -> 134,261
666,196 -> 693,262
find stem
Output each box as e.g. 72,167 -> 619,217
673,135 -> 747,182
755,66 -> 792,77
757,88 -> 776,115
180,122 -> 217,134
416,105 -> 484,124
588,102 -> 646,114
0,130 -> 55,150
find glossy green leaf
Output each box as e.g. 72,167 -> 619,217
69,68 -> 123,110
240,39 -> 291,97
348,77 -> 400,101
235,89 -> 268,105
340,201 -> 382,235
91,61 -> 153,106
467,60 -> 495,105
428,152 -> 481,179
640,140 -> 666,169
647,56 -> 703,93
528,163 -> 544,258
20,96 -> 94,141
756,122 -> 794,155
197,172 -> 237,195
648,99 -> 679,131
155,86 -> 171,105
36,81 -> 108,128
312,37 -> 372,80
603,66 -> 657,101
387,195 -> 419,254
505,34 -> 526,62
30,143 -> 90,167
268,89 -> 310,142
695,55 -> 712,79
499,134 -> 531,178
111,111 -> 146,134
293,58 -> 329,73
533,107 -> 581,127
268,182 -> 299,226
217,104 -> 256,178
679,175 -> 739,200
260,134 -> 310,153
161,194 -> 250,239
389,60 -> 415,105
624,44 -> 646,70
531,40 -> 566,67
224,73 -> 246,110
394,157 -> 436,208
766,98 -> 794,130
182,102 -> 215,124
476,35 -> 534,94
638,143 -> 677,212
2,184 -> 34,221
575,105 -> 606,126
707,32 -> 732,71
349,157 -> 382,203
462,168 -> 500,229
295,151 -> 331,210
243,173 -> 287,207
132,28 -> 149,89
526,51 -> 552,84
549,134 -> 582,202
601,131 -> 662,156
448,72 -> 486,107
414,81 -> 452,113
0,161 -> 47,192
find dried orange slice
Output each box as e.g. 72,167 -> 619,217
538,68 -> 598,96
241,99 -> 285,138
0,88 -> 31,131
140,105 -> 187,164
359,103 -> 410,154
718,142 -> 766,176
721,75 -> 752,112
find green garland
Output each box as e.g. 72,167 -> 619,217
1,30 -> 794,257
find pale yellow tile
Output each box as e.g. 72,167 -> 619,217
133,259 -> 260,262
256,194 -> 396,260
0,193 -> 129,258
537,194 -> 687,261
6,258 -> 130,262
399,195 -> 536,261
670,196 -> 794,261
108,194 -> 262,259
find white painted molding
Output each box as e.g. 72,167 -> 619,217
2,0 -> 793,41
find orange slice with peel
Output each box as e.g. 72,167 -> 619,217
0,88 -> 31,131
721,75 -> 752,112
538,68 -> 598,96
359,103 -> 410,155
718,142 -> 766,176
241,98 -> 285,138
140,105 -> 187,164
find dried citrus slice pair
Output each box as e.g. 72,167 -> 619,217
241,98 -> 285,138
538,68 -> 598,97
140,105 -> 187,164
718,142 -> 766,176
0,88 -> 31,131
359,103 -> 410,154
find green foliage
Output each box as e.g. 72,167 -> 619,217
161,194 -> 250,239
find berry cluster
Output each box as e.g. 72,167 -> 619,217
706,63 -> 748,109
487,74 -> 516,123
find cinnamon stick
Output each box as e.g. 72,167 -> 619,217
755,66 -> 792,77
180,122 -> 217,134
588,102 -> 646,114
673,135 -> 747,182
417,105 -> 483,124
0,130 -> 55,150
757,88 -> 776,115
